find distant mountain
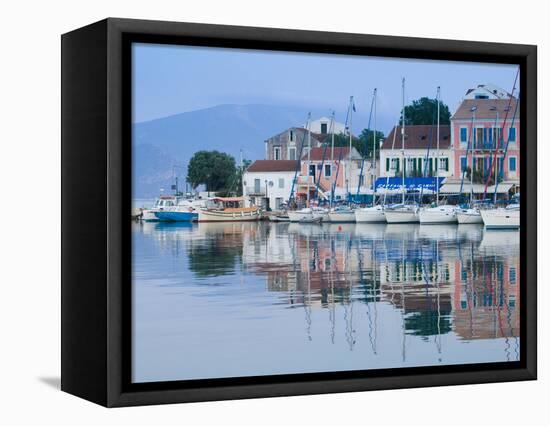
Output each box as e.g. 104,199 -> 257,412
133,104 -> 368,198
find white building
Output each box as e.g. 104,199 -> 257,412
379,125 -> 453,179
463,83 -> 513,100
308,116 -> 348,135
242,160 -> 297,210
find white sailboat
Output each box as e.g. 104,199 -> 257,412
480,203 -> 519,229
456,207 -> 483,224
328,205 -> 356,222
355,89 -> 387,223
419,87 -> 457,224
384,78 -> 419,224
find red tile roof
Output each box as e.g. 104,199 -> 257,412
381,125 -> 451,150
246,160 -> 298,172
452,98 -> 519,120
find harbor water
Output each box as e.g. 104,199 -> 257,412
132,220 -> 520,383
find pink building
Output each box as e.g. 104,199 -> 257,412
451,94 -> 519,194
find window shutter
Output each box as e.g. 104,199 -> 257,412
386,158 -> 390,171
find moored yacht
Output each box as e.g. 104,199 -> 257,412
418,204 -> 458,224
456,208 -> 483,224
384,204 -> 419,223
480,204 -> 519,229
355,205 -> 386,223
327,206 -> 356,223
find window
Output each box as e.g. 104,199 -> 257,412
309,164 -> 316,177
439,157 -> 449,172
391,158 -> 399,172
288,147 -> 296,160
475,94 -> 489,99
278,178 -> 284,189
475,127 -> 484,148
275,197 -> 283,210
460,156 -> 467,172
324,164 -> 331,177
509,127 -> 517,142
509,267 -> 517,284
274,146 -> 281,160
492,127 -> 502,146
460,127 -> 468,143
509,157 -> 517,172
289,130 -> 295,142
321,123 -> 328,134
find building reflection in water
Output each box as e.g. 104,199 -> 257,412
134,220 -> 519,362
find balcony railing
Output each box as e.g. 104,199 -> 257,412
245,186 -> 266,195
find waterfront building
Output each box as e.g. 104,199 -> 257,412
378,125 -> 452,190
242,160 -> 297,210
297,146 -> 367,202
443,84 -> 520,198
264,117 -> 348,161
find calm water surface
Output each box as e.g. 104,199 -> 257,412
132,220 -> 520,383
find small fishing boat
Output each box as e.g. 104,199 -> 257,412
197,197 -> 261,222
355,205 -> 386,223
328,206 -> 356,223
384,204 -> 419,223
418,204 -> 458,224
480,203 -> 519,229
142,195 -> 178,222
456,208 -> 483,224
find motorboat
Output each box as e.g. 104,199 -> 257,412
384,204 -> 419,223
141,195 -> 178,222
480,203 -> 520,229
418,204 -> 458,224
154,199 -> 200,222
355,205 -> 386,223
197,197 -> 261,222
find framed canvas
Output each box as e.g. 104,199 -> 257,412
61,18 -> 537,407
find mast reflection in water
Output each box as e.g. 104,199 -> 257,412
132,221 -> 519,383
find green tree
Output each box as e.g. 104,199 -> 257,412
328,131 -> 385,159
187,150 -> 236,191
400,97 -> 451,126
358,129 -> 385,158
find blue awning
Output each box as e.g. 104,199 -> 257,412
375,177 -> 444,192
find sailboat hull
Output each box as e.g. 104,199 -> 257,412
355,207 -> 386,223
384,209 -> 419,223
480,208 -> 520,229
288,210 -> 313,222
456,209 -> 483,224
418,206 -> 457,224
327,211 -> 356,223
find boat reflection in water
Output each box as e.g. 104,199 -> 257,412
132,220 -> 520,383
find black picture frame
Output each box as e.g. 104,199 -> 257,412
61,17 -> 537,407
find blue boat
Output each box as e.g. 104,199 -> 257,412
154,210 -> 198,222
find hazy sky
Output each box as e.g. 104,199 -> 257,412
133,42 -> 518,133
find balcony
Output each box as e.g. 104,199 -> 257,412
245,185 -> 266,196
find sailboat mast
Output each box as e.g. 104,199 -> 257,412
470,109 -> 475,205
401,78 -> 406,205
307,113 -> 311,207
331,111 -> 335,208
348,96 -> 354,200
436,86 -> 440,206
373,88 -> 377,207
